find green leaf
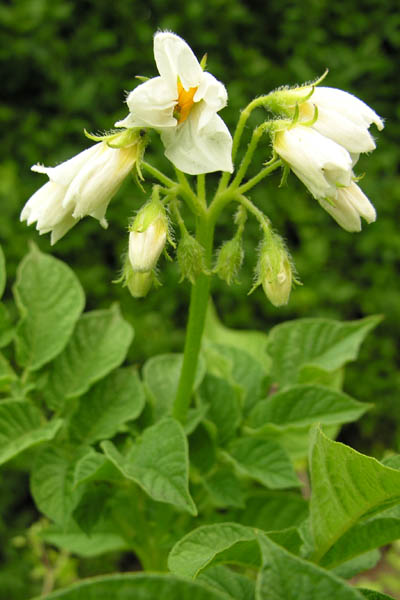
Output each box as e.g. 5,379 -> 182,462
73,448 -> 122,487
0,244 -> 5,299
198,374 -> 242,445
310,428 -> 400,563
31,445 -> 87,526
232,491 -> 308,531
204,302 -> 270,370
101,417 -> 197,515
189,423 -> 217,474
45,305 -> 134,410
73,483 -> 113,535
0,400 -> 62,465
31,573 -> 228,600
321,513 -> 400,569
248,384 -> 370,431
256,533 -> 366,600
168,522 -> 258,578
298,365 -> 344,389
333,549 -> 380,579
205,342 -> 268,415
267,316 -> 381,388
13,245 -> 85,371
198,565 -> 255,600
43,519 -> 128,557
69,368 -> 145,445
143,353 -> 205,421
225,437 -> 299,489
203,467 -> 245,508
359,590 -> 397,599
0,304 -> 14,348
0,353 -> 17,385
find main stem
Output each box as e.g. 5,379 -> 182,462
172,212 -> 214,423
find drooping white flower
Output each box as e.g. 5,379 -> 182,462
21,141 -> 138,244
299,86 -> 384,154
274,125 -> 353,200
318,181 -> 376,232
115,31 -> 233,175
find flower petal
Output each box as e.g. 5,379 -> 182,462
154,31 -> 202,90
119,77 -> 177,129
274,126 -> 353,199
343,182 -> 376,224
312,87 -> 384,131
319,194 -> 362,232
65,144 -> 137,221
161,106 -> 233,175
32,144 -> 102,187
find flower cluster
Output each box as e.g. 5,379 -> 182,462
20,30 -> 384,306
271,85 -> 384,231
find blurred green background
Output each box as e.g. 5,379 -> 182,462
1,0 -> 399,451
1,0 -> 399,597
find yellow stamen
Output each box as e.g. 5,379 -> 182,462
174,78 -> 198,124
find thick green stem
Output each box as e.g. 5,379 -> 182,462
172,213 -> 214,423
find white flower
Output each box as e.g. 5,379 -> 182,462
298,86 -> 384,154
21,141 -> 138,244
318,181 -> 376,232
274,125 -> 353,200
115,31 -> 233,175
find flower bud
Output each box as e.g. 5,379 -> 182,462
126,268 -> 153,298
256,233 -> 293,307
177,230 -> 207,284
214,235 -> 244,285
129,199 -> 168,272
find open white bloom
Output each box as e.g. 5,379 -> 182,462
299,86 -> 384,154
319,182 -> 376,232
274,125 -> 353,200
21,141 -> 138,244
115,31 -> 233,175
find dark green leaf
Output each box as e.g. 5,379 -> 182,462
45,305 -> 134,410
13,245 -> 85,370
31,573 -> 228,600
0,400 -> 62,465
267,316 -> 381,389
69,368 -> 145,445
143,353 -> 205,421
101,418 -> 197,515
248,384 -> 369,431
256,533 -> 366,600
225,437 -> 299,489
310,428 -> 400,564
31,445 -> 87,526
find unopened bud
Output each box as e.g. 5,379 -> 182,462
129,199 -> 168,272
256,233 -> 293,307
177,230 -> 207,284
126,268 -> 153,298
214,235 -> 244,285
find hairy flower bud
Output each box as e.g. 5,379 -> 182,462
214,235 -> 244,285
129,199 -> 168,272
177,230 -> 207,284
256,233 -> 293,307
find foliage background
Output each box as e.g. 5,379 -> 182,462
0,0 -> 399,595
